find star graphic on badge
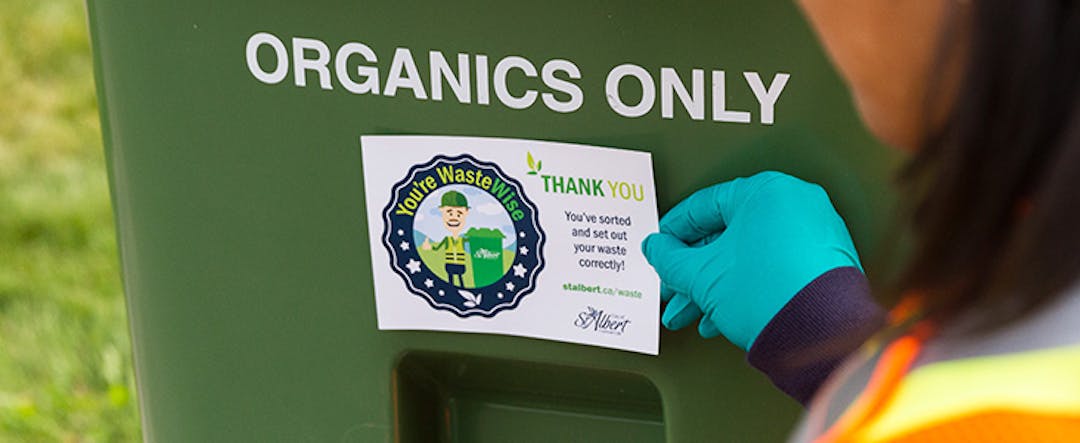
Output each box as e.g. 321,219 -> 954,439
405,259 -> 422,274
424,278 -> 434,288
400,241 -> 410,251
505,282 -> 515,291
512,263 -> 528,278
519,245 -> 529,256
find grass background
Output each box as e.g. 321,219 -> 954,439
0,0 -> 142,440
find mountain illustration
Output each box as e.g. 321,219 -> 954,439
415,230 -> 470,252
413,231 -> 430,247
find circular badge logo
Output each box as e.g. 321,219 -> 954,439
382,154 -> 545,317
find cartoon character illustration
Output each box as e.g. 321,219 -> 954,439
415,186 -> 516,288
384,154 -> 543,316
431,190 -> 470,287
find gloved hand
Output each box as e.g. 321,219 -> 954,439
642,171 -> 862,350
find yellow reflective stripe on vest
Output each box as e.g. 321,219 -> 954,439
854,343 -> 1080,442
444,236 -> 466,265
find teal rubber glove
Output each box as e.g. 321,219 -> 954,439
642,171 -> 862,350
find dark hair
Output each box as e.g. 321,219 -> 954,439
898,0 -> 1080,329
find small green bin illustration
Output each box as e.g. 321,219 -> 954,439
465,227 -> 507,287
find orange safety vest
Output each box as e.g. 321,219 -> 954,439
800,297 -> 1080,442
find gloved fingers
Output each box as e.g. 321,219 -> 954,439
642,232 -> 697,292
697,318 -> 722,338
694,231 -> 722,247
658,181 -> 735,244
660,282 -> 676,303
661,293 -> 703,330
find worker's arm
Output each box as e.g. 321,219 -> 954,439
642,171 -> 883,405
745,267 -> 882,404
431,237 -> 448,251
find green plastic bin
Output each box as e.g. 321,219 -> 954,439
86,1 -> 897,441
465,227 -> 507,288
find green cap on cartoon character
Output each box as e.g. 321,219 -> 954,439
440,190 -> 469,208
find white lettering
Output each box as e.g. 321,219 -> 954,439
541,59 -> 583,113
661,67 -> 705,120
292,37 -> 332,90
475,54 -> 490,105
711,70 -> 751,124
745,72 -> 790,125
241,34 -> 792,126
606,64 -> 655,118
493,56 -> 538,110
335,42 -> 379,95
245,32 -> 288,85
384,48 -> 428,99
430,52 -> 471,103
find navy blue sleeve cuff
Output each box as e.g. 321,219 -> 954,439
746,267 -> 885,405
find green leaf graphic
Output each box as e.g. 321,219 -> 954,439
536,160 -> 542,172
527,152 -> 536,170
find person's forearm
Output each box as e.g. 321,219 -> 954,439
746,267 -> 885,405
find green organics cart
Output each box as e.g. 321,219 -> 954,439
466,227 -> 507,288
86,1 -> 897,441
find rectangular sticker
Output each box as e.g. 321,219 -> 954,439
361,135 -> 660,354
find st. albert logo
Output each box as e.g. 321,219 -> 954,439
382,154 -> 545,317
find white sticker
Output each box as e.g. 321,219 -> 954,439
361,135 -> 660,355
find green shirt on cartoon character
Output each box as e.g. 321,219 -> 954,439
431,190 -> 470,287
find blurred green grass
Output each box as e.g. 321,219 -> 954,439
0,0 -> 141,441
